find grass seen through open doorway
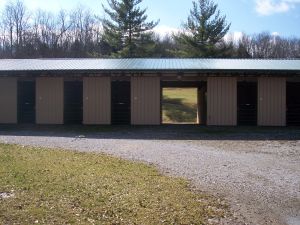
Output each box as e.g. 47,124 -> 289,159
162,88 -> 198,124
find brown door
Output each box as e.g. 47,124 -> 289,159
287,82 -> 300,126
64,81 -> 83,124
111,81 -> 131,125
237,82 -> 257,126
18,81 -> 36,124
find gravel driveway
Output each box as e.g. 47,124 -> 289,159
0,126 -> 299,225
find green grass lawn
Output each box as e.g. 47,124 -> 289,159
0,144 -> 227,225
162,88 -> 198,124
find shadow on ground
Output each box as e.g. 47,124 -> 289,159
162,97 -> 197,123
0,124 -> 300,141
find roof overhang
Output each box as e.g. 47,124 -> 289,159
0,58 -> 299,77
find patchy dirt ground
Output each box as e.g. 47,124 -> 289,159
0,125 -> 299,225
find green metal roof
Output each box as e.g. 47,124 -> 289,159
0,58 -> 299,72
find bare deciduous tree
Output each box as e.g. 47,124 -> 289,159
0,0 -> 299,59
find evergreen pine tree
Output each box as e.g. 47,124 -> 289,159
102,0 -> 159,57
174,0 -> 231,57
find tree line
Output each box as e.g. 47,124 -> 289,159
0,0 -> 299,59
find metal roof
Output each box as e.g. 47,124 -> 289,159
0,58 -> 299,72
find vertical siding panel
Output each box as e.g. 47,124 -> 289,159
218,78 -> 221,124
258,80 -> 261,124
282,80 -> 286,125
280,78 -> 286,125
140,77 -> 144,123
224,79 -> 228,123
258,77 -> 286,126
0,77 -> 17,124
229,79 -> 233,124
154,78 -> 159,124
216,78 -> 219,124
213,78 -> 217,124
131,76 -> 160,125
211,79 -> 214,125
131,77 -> 136,125
207,79 -> 211,125
226,79 -> 230,123
232,79 -> 237,124
36,77 -> 63,124
132,76 -> 137,124
210,78 -> 213,125
222,78 -> 228,124
217,78 -> 220,124
207,77 -> 237,126
131,78 -> 134,122
83,77 -> 111,125
136,78 -> 139,123
269,81 -> 273,125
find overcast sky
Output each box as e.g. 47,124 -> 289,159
0,0 -> 299,38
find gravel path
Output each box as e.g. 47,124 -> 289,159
0,127 -> 299,225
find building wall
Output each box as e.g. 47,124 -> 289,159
0,74 -> 290,127
0,77 -> 17,124
131,76 -> 161,125
36,77 -> 64,124
207,77 -> 237,126
83,77 -> 111,125
258,77 -> 286,126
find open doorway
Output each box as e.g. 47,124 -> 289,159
161,82 -> 207,125
18,81 -> 36,124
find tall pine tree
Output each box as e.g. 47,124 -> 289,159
174,0 -> 231,57
102,0 -> 159,58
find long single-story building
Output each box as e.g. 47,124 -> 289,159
0,58 -> 299,126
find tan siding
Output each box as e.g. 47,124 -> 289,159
83,77 -> 111,125
36,77 -> 63,124
258,77 -> 286,126
131,76 -> 161,125
207,77 -> 237,126
0,77 -> 17,124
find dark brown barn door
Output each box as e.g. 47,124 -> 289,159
237,82 -> 257,126
111,81 -> 131,125
64,81 -> 83,124
18,81 -> 36,124
287,82 -> 300,126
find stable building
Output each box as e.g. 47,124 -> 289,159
0,58 -> 299,126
